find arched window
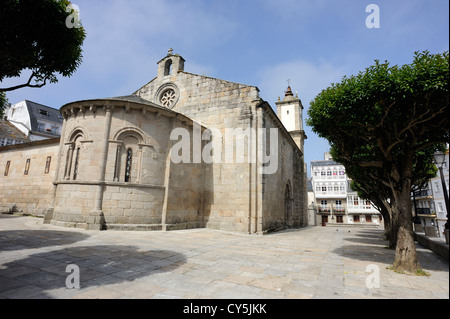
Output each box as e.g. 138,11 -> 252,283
64,130 -> 85,180
113,129 -> 145,183
125,148 -> 133,183
164,59 -> 173,76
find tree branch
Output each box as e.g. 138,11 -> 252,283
0,72 -> 48,92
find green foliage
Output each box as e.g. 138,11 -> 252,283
307,50 -> 449,190
308,50 -> 448,144
0,0 -> 86,91
307,51 -> 449,271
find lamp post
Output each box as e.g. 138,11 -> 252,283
433,151 -> 449,244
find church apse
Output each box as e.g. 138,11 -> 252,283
49,96 -> 209,231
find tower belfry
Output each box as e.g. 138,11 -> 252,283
157,48 -> 185,78
276,85 -> 307,153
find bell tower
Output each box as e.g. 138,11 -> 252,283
157,48 -> 185,78
276,85 -> 307,153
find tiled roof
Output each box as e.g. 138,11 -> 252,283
0,120 -> 30,142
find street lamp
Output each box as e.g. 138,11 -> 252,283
433,151 -> 449,244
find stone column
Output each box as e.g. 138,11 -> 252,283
87,105 -> 113,230
113,144 -> 122,182
64,143 -> 74,180
136,145 -> 143,184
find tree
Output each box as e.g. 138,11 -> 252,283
331,146 -> 399,248
307,51 -> 449,273
331,143 -> 441,249
0,0 -> 86,91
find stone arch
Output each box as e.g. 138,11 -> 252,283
164,59 -> 173,76
64,127 -> 89,181
113,128 -> 145,183
114,127 -> 145,144
67,126 -> 89,143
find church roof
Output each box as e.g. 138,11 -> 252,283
104,95 -> 159,106
61,94 -> 163,110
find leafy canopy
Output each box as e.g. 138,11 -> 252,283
307,50 -> 449,186
0,0 -> 86,91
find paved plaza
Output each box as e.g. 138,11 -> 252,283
0,214 -> 448,299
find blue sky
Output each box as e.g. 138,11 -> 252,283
2,0 -> 449,175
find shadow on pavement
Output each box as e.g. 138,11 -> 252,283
334,229 -> 449,272
342,229 -> 388,247
0,245 -> 186,299
0,230 -> 91,251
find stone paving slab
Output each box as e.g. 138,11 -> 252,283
0,215 -> 448,299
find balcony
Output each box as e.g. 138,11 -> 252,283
314,191 -> 347,199
348,204 -> 379,214
318,206 -> 331,214
416,208 -> 436,216
333,208 -> 346,214
317,205 -> 347,214
413,189 -> 433,199
313,175 -> 346,181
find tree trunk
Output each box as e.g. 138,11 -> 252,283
378,199 -> 397,249
388,209 -> 399,249
383,214 -> 391,241
392,185 -> 420,273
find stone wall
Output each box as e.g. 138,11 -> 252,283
1,54 -> 308,234
136,69 -> 264,233
135,61 -> 307,233
51,100 -> 206,231
259,104 -> 307,232
0,139 -> 59,216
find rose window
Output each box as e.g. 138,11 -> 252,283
160,89 -> 177,108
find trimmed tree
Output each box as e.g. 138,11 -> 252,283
331,144 -> 441,250
307,51 -> 449,273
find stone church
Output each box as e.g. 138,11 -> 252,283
0,51 -> 308,234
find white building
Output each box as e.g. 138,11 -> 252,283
413,146 -> 449,238
310,153 -> 381,227
4,100 -> 63,141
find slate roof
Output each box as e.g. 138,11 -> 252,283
310,160 -> 340,167
24,100 -> 62,133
